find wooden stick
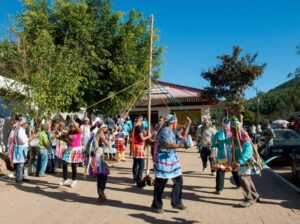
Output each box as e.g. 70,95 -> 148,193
146,15 -> 154,176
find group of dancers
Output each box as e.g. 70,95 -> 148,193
5,112 -> 265,213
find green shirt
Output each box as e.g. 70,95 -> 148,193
36,131 -> 49,149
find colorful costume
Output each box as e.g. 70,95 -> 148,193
55,139 -> 68,159
212,129 -> 233,171
212,119 -> 240,192
8,118 -> 29,183
151,114 -> 185,211
84,127 -> 110,201
130,124 -> 145,159
60,130 -> 83,186
85,135 -> 110,177
227,121 -> 263,207
130,117 -> 146,186
200,123 -> 216,174
155,127 -> 182,179
62,132 -> 83,163
115,131 -> 126,161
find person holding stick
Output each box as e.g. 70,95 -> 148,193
130,116 -> 151,187
151,114 -> 191,213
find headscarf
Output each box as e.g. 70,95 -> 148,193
135,116 -> 143,124
100,123 -> 107,130
93,117 -> 102,126
231,120 -> 251,145
153,114 -> 177,163
19,117 -> 29,126
222,118 -> 231,128
230,120 -> 263,169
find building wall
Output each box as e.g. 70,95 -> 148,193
131,105 -> 211,124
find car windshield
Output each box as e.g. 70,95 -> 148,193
274,130 -> 300,141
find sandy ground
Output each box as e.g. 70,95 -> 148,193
0,148 -> 300,224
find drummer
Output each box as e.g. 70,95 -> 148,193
9,117 -> 35,183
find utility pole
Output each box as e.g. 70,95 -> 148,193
255,87 -> 260,124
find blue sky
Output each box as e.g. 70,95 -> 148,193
1,0 -> 300,98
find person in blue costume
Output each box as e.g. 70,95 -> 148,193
220,120 -> 261,207
212,118 -> 240,194
151,114 -> 191,213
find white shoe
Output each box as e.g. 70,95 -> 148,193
60,179 -> 69,186
70,180 -> 77,188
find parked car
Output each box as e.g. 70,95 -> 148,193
259,129 -> 300,160
290,148 -> 300,180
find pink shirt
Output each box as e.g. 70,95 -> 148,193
69,133 -> 82,148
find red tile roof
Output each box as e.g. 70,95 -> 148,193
134,80 -> 217,108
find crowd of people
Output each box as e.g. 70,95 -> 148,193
0,112 -> 268,213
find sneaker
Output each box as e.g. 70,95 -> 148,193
70,180 -> 77,188
238,201 -> 253,207
250,196 -> 261,203
256,196 -> 261,203
38,174 -> 47,177
172,204 -> 187,210
60,179 -> 69,186
151,207 -> 164,214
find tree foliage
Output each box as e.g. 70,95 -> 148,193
0,0 -> 86,120
0,0 -> 164,118
201,46 -> 266,113
247,77 -> 300,120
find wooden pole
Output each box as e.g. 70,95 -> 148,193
146,15 -> 154,176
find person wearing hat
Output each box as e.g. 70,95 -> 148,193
130,116 -> 151,187
9,117 -> 35,183
81,117 -> 91,151
259,122 -> 276,158
212,118 -> 240,194
200,120 -> 216,175
85,123 -> 111,201
151,114 -> 191,213
90,117 -> 102,135
220,120 -> 261,207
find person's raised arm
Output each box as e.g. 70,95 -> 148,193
181,117 -> 192,139
98,133 -> 110,148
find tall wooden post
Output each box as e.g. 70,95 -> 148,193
146,15 -> 154,176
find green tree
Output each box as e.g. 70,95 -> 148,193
201,46 -> 266,114
246,76 -> 300,120
0,0 -> 86,120
0,0 -> 164,117
50,0 -> 164,114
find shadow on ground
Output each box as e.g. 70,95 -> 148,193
129,213 -> 200,224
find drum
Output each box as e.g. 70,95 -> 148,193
29,138 -> 40,147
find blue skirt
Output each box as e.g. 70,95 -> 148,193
155,150 -> 182,179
